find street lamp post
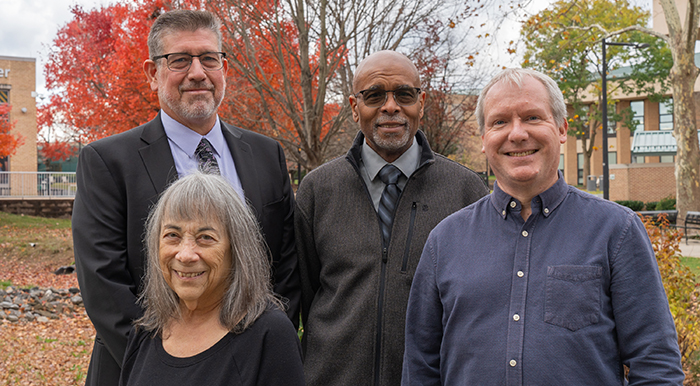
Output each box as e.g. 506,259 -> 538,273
600,39 -> 649,200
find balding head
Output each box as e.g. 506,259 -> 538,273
349,50 -> 425,162
353,51 -> 421,93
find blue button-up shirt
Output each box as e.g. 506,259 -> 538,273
402,175 -> 683,385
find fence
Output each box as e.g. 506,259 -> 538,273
0,172 -> 77,198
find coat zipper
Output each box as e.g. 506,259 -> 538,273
374,246 -> 389,386
401,202 -> 418,272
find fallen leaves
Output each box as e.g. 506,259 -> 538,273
0,314 -> 94,385
1,251 -> 94,385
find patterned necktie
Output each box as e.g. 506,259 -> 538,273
195,138 -> 220,175
377,164 -> 403,246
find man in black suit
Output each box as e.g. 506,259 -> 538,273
72,10 -> 299,386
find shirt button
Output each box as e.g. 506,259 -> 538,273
510,201 -> 516,208
517,271 -> 524,277
502,210 -> 506,216
513,314 -> 520,321
509,359 -> 517,367
521,230 -> 528,237
544,208 -> 550,214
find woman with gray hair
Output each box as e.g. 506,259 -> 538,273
119,173 -> 304,385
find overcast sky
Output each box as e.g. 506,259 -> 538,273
0,0 -> 113,99
1,0 -> 652,103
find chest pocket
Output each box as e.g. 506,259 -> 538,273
544,265 -> 603,331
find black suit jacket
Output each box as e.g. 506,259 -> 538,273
72,114 -> 299,386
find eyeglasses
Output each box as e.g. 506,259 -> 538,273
152,52 -> 227,72
354,87 -> 422,108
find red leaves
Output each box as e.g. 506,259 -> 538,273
0,104 -> 24,158
40,1 -> 163,161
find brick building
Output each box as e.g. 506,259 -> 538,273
0,55 -> 37,173
558,0 -> 698,203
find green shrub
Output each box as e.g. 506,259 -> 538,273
615,200 -> 644,211
645,201 -> 659,211
656,196 -> 677,210
642,216 -> 700,383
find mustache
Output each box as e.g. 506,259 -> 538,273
179,81 -> 215,92
375,115 -> 408,126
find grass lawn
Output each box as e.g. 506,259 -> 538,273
0,211 -> 74,276
681,256 -> 700,278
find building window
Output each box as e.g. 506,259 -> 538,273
577,153 -> 584,185
0,90 -> 8,103
630,100 -> 644,133
0,156 -> 8,190
607,102 -> 616,136
660,155 -> 675,163
608,151 -> 617,165
559,154 -> 564,174
632,155 -> 646,164
660,99 -> 673,130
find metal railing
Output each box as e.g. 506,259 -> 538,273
0,172 -> 77,198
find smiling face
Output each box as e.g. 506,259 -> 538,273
143,28 -> 227,135
481,75 -> 567,200
158,216 -> 231,312
349,51 -> 425,162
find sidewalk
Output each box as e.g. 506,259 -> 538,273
678,236 -> 700,258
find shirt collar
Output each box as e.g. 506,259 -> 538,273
161,110 -> 225,158
361,137 -> 421,181
491,171 -> 568,220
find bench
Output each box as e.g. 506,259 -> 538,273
684,211 -> 700,245
637,210 -> 678,226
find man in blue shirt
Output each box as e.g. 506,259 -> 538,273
402,68 -> 684,385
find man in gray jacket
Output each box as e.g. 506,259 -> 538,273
295,50 -> 488,386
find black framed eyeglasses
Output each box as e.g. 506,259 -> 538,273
152,52 -> 227,72
354,87 -> 422,108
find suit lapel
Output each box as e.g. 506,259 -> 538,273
138,114 -> 178,194
222,122 -> 263,217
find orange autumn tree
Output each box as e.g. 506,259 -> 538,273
39,1 -> 163,161
41,0 -> 341,167
42,0 -> 483,168
201,0 -> 348,170
0,104 -> 24,157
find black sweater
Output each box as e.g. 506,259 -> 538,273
119,308 -> 304,386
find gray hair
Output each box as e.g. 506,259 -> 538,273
148,9 -> 223,60
476,68 -> 567,135
135,173 -> 280,335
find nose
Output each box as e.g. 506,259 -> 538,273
174,237 -> 200,264
508,118 -> 529,142
187,57 -> 207,81
380,91 -> 401,114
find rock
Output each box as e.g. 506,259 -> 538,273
36,316 -> 49,323
1,302 -> 19,310
5,286 -> 14,294
0,284 -> 85,324
53,265 -> 75,275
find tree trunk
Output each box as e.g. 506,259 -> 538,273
670,55 -> 700,220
